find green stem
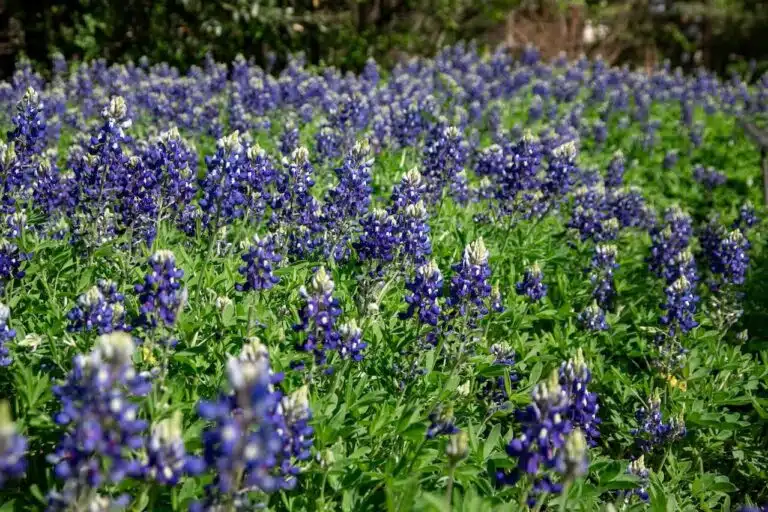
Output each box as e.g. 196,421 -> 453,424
446,463 -> 456,511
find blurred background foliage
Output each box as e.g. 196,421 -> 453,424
0,0 -> 766,77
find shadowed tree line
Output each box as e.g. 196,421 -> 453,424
0,0 -> 766,76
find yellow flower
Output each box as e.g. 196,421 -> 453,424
141,345 -> 157,366
666,374 -> 687,392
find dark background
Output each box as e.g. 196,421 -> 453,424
0,0 -> 766,76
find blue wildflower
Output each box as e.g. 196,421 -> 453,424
0,401 -> 26,487
0,304 -> 15,367
134,250 -> 186,329
236,234 -> 282,292
402,260 -> 443,326
516,264 -> 547,302
294,267 -> 342,366
67,280 -> 128,335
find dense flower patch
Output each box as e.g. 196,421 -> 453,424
0,45 -> 766,510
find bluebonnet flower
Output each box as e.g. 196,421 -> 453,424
338,320 -> 366,362
710,230 -> 750,286
389,167 -> 426,215
662,150 -> 678,170
47,333 -> 151,509
693,165 -> 726,188
422,125 -> 468,203
8,87 -> 47,168
590,244 -> 618,309
0,401 -> 26,487
194,345 -> 291,509
294,267 -> 342,366
322,140 -> 374,260
490,284 -> 504,313
516,263 -> 547,302
579,302 -> 609,332
559,350 -> 600,446
648,207 -> 693,279
236,234 -> 282,292
279,120 -> 300,156
271,147 -> 321,258
426,405 -> 459,439
134,250 -> 186,329
402,260 -> 443,326
605,150 -> 625,188
142,127 -> 198,220
497,370 -> 570,487
447,238 -> 492,322
631,393 -> 686,453
354,208 -> 399,268
275,385 -> 314,489
562,429 -> 589,481
315,125 -> 342,163
0,304 -> 15,367
660,275 -> 699,336
661,248 -> 698,285
198,131 -> 249,230
399,201 -> 432,266
67,280 -> 128,334
0,239 -> 31,293
609,187 -> 654,229
144,411 -> 203,485
619,456 -> 650,503
480,343 -> 518,409
542,141 -> 578,198
734,201 -> 759,232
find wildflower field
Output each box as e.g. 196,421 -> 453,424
0,45 -> 767,511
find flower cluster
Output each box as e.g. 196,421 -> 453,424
135,250 -> 186,329
631,393 -> 686,453
194,340 -> 314,509
498,370 -> 590,504
516,264 -> 547,302
0,304 -> 15,367
0,400 -> 26,487
447,238 -> 493,323
559,350 -> 600,445
294,267 -> 343,366
590,244 -> 618,310
67,280 -> 128,334
402,260 -> 443,327
480,343 -> 518,409
47,333 -> 152,509
236,234 -> 282,292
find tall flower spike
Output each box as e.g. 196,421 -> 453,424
67,280 -> 128,335
294,267 -> 342,366
47,333 -> 151,509
402,260 -> 443,326
0,304 -> 15,367
399,201 -> 432,266
559,349 -> 601,445
236,234 -> 282,292
447,238 -> 493,323
0,400 -> 26,486
145,411 -> 203,485
135,250 -> 186,329
516,263 -> 547,302
498,370 -> 570,495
